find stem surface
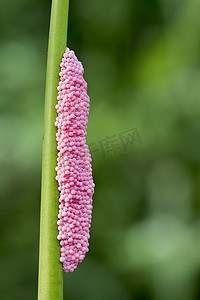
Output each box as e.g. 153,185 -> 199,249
38,0 -> 69,299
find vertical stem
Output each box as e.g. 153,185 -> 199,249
38,0 -> 69,299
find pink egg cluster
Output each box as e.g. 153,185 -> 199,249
55,47 -> 95,273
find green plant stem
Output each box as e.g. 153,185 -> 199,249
38,0 -> 69,299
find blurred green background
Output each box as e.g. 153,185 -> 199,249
1,0 -> 200,299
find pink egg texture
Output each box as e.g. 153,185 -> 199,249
55,48 -> 95,273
